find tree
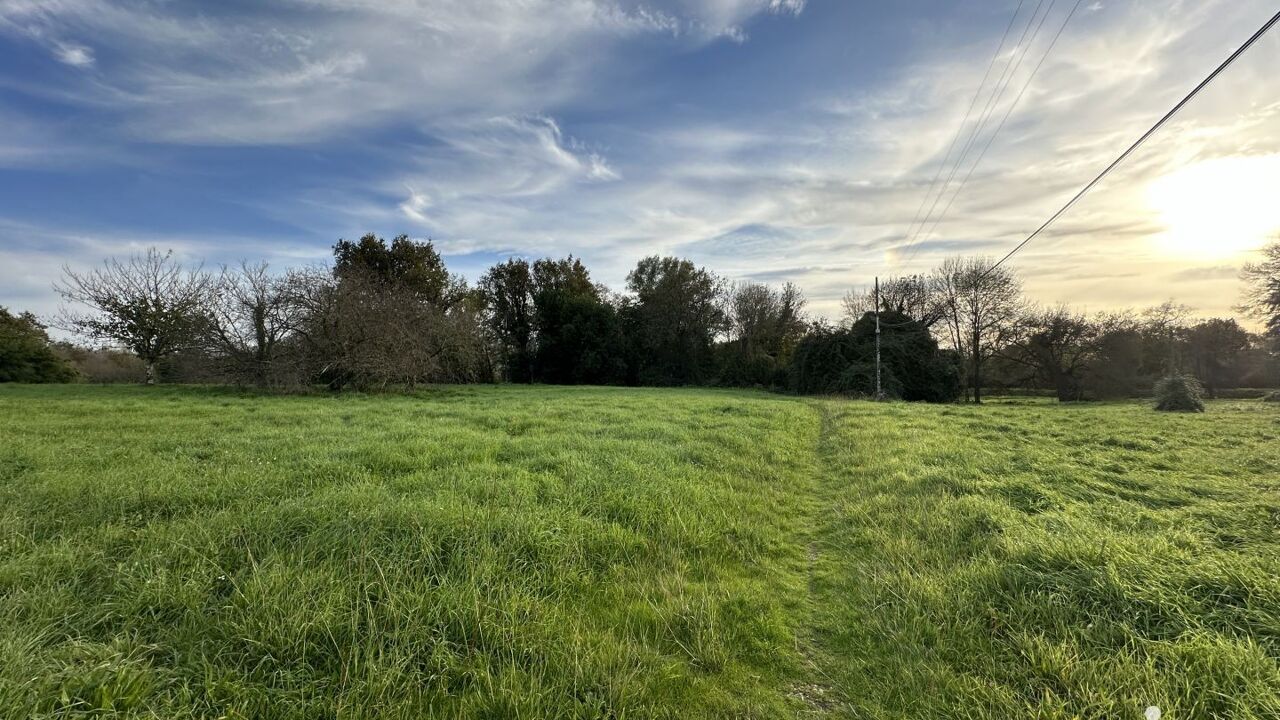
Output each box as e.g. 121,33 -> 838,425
0,308 -> 77,383
625,256 -> 727,385
842,274 -> 942,328
1139,301 -> 1193,377
788,311 -> 960,402
478,259 -> 535,383
333,233 -> 461,307
1240,240 -> 1280,337
204,262 -> 303,387
1086,313 -> 1147,398
931,257 -> 1022,403
55,249 -> 213,384
532,256 -> 597,300
530,257 -> 623,384
1185,318 -> 1250,398
1003,307 -> 1101,402
289,268 -> 487,391
533,290 -> 626,385
721,282 -> 806,387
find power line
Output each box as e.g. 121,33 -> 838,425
904,0 -> 1057,264
983,8 -> 1280,279
901,0 -> 1051,260
911,0 -> 1085,259
900,0 -> 1028,249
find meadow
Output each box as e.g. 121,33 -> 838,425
0,385 -> 1276,719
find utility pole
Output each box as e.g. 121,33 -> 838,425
972,323 -> 981,405
874,276 -> 883,401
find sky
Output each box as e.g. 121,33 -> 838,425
2,0 -> 1279,325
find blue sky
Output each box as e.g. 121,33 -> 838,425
2,0 -> 1279,323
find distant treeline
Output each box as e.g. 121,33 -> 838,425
4,235 -> 1278,402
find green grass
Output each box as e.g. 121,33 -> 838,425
0,385 -> 1277,718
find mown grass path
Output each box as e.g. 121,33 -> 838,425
1,385 -> 1277,718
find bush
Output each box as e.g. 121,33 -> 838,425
1212,388 -> 1269,399
53,344 -> 145,383
1154,374 -> 1205,413
788,312 -> 960,402
0,308 -> 77,383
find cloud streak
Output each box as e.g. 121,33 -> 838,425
1,0 -> 1278,326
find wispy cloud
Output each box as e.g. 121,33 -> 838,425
1,0 -> 1277,326
0,0 -> 804,144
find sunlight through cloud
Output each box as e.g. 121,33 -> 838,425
1147,154 -> 1280,259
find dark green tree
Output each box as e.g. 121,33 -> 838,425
333,233 -> 458,307
625,256 -> 727,386
0,308 -> 77,383
532,256 -> 597,300
530,257 -> 623,384
1002,308 -> 1101,402
789,311 -> 960,402
533,292 -> 626,385
478,259 -> 535,383
1085,315 -> 1147,398
720,282 -> 806,387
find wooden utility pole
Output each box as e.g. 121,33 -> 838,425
875,276 -> 883,401
972,324 -> 982,405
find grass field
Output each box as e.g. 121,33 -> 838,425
0,385 -> 1277,718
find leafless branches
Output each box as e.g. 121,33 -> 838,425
55,249 -> 213,384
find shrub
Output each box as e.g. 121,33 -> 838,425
53,344 -> 145,383
1212,388 -> 1269,400
788,312 -> 960,402
0,308 -> 77,383
1154,374 -> 1205,413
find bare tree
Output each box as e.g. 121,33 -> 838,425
842,274 -> 943,327
1003,306 -> 1101,402
205,262 -> 302,387
1140,301 -> 1193,375
931,256 -> 1022,403
288,269 -> 489,390
55,249 -> 212,384
1240,240 -> 1280,337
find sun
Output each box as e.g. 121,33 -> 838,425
1146,154 -> 1280,259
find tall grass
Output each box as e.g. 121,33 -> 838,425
1,385 -> 1277,718
807,398 -> 1280,718
0,386 -> 818,718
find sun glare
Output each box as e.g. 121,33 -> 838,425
1147,154 -> 1280,259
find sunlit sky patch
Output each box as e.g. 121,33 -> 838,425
1,0 -> 1278,323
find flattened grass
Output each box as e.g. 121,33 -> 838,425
808,398 -> 1280,719
1,385 -> 1277,718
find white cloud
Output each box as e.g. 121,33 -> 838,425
53,40 -> 93,67
0,217 -> 330,324
0,0 -> 805,144
330,0 -> 1278,322
2,0 -> 1277,325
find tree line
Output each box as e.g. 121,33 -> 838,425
3,234 -> 1278,402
